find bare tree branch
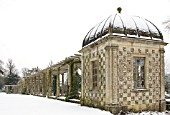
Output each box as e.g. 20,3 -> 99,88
6,59 -> 17,75
22,67 -> 40,76
21,67 -> 30,77
0,60 -> 4,75
162,17 -> 170,31
5,59 -> 20,85
48,60 -> 53,67
165,59 -> 170,74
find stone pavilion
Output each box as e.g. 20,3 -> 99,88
79,8 -> 168,113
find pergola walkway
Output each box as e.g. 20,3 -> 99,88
5,54 -> 81,100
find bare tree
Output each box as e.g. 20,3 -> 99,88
165,59 -> 170,74
163,17 -> 170,31
0,60 -> 4,75
21,67 -> 40,77
0,60 -> 5,89
21,67 -> 30,77
30,67 -> 40,73
5,59 -> 20,85
6,59 -> 17,75
162,0 -> 170,31
164,15 -> 170,74
48,60 -> 53,67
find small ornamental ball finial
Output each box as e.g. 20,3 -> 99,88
117,7 -> 122,13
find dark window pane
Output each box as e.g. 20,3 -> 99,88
133,57 -> 145,89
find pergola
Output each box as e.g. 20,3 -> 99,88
19,54 -> 81,99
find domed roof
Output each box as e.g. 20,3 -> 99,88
82,12 -> 163,47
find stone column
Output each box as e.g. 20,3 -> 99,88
45,70 -> 49,97
40,73 -> 43,95
24,77 -> 27,94
26,77 -> 28,94
36,75 -> 38,95
42,73 -> 46,97
34,76 -> 36,95
32,76 -> 34,95
67,63 -> 72,96
47,70 -> 50,97
112,46 -> 118,104
80,54 -> 84,104
5,86 -> 8,94
105,46 -> 112,104
159,48 -> 166,111
39,73 -> 42,96
27,77 -> 30,94
37,74 -> 40,95
61,73 -> 65,96
29,77 -> 31,94
31,77 -> 33,95
36,76 -> 38,95
56,68 -> 60,97
24,77 -> 28,94
48,69 -> 52,97
105,45 -> 118,105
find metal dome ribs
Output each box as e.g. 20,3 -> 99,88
82,13 -> 163,47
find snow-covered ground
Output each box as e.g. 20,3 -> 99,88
0,92 -> 112,115
0,92 -> 169,115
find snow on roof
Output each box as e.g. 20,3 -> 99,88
82,12 -> 163,47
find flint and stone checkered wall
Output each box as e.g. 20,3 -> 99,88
83,48 -> 106,107
117,46 -> 161,111
81,37 -> 165,112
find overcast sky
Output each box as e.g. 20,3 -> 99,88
0,0 -> 170,75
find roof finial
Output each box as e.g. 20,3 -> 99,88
117,7 -> 122,13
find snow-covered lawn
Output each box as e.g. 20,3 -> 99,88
0,92 -> 169,115
0,93 -> 112,115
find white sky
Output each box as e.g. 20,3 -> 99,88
0,0 -> 170,75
